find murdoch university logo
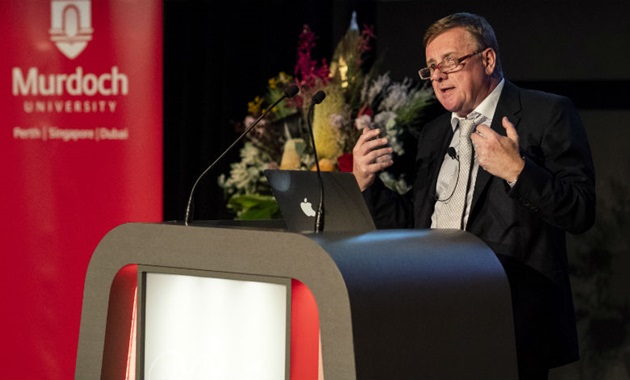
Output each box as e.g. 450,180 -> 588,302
49,0 -> 93,59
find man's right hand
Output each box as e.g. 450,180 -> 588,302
352,127 -> 394,191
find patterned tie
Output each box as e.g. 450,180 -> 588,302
436,118 -> 476,229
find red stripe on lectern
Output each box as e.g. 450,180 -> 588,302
102,264 -> 139,380
291,279 -> 321,380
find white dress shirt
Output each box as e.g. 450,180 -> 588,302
431,79 -> 505,229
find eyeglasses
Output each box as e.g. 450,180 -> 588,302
418,50 -> 483,80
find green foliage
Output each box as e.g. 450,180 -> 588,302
227,194 -> 281,220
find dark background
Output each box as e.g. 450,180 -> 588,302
162,1 -> 630,378
164,0 -> 343,222
163,0 -> 630,221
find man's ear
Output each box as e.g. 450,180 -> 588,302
482,48 -> 497,75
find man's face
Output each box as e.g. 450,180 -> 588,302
425,27 -> 495,117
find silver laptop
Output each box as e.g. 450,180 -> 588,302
264,169 -> 376,233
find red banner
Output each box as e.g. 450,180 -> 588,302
0,1 -> 162,379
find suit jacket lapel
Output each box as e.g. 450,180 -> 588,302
415,113 -> 453,227
469,81 -> 522,214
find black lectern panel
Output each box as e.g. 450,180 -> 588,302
75,223 -> 517,379
312,230 -> 516,379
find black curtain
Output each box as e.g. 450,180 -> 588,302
163,0 -> 345,222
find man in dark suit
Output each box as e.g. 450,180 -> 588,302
352,12 -> 596,380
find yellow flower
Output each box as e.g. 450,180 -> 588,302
312,85 -> 348,160
280,138 -> 305,170
312,158 -> 336,172
247,96 -> 264,115
269,72 -> 292,89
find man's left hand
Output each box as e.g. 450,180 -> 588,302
471,116 -> 525,183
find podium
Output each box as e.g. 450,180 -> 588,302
75,222 -> 518,379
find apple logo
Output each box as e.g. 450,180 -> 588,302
300,198 -> 316,217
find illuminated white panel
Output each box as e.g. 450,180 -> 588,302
143,272 -> 287,380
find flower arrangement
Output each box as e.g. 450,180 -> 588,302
218,13 -> 434,219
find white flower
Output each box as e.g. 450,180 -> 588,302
329,113 -> 346,130
220,142 -> 271,195
373,111 -> 396,129
240,142 -> 264,163
379,171 -> 412,194
244,115 -> 256,128
362,73 -> 391,105
354,114 -> 372,131
379,77 -> 414,112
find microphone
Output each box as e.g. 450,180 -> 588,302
447,147 -> 458,160
306,90 -> 326,233
183,84 -> 299,226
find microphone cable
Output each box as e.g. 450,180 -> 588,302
434,147 -> 461,202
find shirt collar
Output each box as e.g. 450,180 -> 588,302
450,78 -> 505,131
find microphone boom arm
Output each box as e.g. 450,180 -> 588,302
184,85 -> 299,226
307,91 -> 327,233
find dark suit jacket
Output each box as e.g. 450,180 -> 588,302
364,80 -> 596,370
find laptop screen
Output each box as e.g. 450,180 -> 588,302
264,169 -> 376,234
